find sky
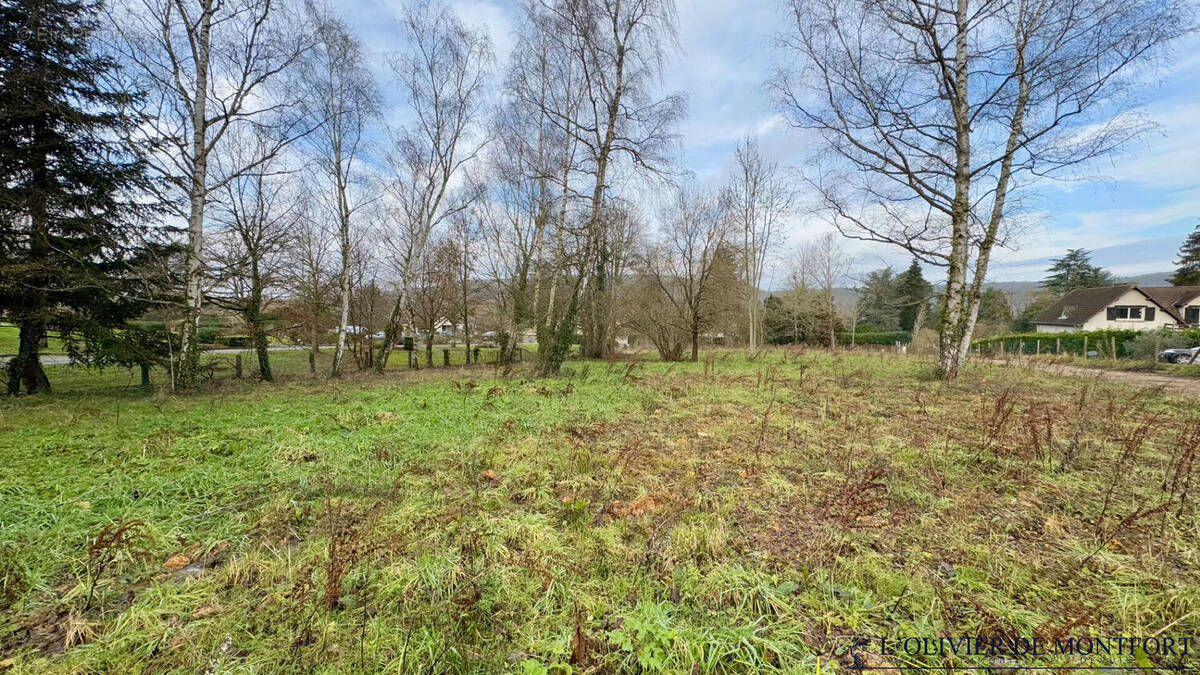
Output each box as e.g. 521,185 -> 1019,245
342,0 -> 1200,285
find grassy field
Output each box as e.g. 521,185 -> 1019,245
1,349 -> 1198,672
1,346 -> 528,396
0,325 -> 65,355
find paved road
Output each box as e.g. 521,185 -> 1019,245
984,357 -> 1200,395
0,345 -> 307,367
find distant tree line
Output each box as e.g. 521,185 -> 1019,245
2,0 -> 1191,392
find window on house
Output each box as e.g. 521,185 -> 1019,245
1187,307 -> 1200,326
1106,306 -> 1145,321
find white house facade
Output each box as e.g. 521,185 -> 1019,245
1033,285 -> 1200,333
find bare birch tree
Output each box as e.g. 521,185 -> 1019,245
448,214 -> 479,364
772,0 -> 1192,379
406,238 -> 458,366
642,187 -> 728,361
376,0 -> 492,371
298,4 -> 379,378
723,136 -> 792,353
534,0 -> 686,368
108,0 -> 313,387
483,2 -> 582,369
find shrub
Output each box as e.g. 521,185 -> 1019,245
972,328 -> 1200,358
1126,330 -> 1193,360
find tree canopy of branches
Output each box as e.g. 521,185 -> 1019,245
376,0 -> 492,372
533,0 -> 686,370
406,238 -> 458,365
796,232 -> 854,348
298,4 -> 379,377
723,136 -> 791,353
633,187 -> 729,361
208,130 -> 299,381
773,0 -> 1192,379
281,198 -> 338,374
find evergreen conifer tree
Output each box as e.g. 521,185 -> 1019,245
1169,221 -> 1200,286
1042,249 -> 1114,295
895,260 -> 933,333
0,0 -> 160,393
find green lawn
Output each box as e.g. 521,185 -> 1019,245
0,325 -> 65,355
1,345 -> 529,396
1,350 -> 1198,672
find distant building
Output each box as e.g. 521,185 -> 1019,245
1033,285 -> 1200,333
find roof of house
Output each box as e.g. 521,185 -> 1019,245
1139,287 -> 1200,323
1034,285 -> 1137,327
1033,285 -> 1196,327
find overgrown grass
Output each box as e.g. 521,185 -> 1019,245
1,349 -> 1198,672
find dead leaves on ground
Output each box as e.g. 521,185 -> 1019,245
593,492 -> 673,525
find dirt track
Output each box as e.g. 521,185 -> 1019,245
981,358 -> 1200,395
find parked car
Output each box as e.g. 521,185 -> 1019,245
1159,346 -> 1200,364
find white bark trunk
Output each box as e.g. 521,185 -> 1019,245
330,144 -> 352,377
952,14 -> 1031,374
937,0 -> 973,381
330,222 -> 351,376
177,2 -> 214,387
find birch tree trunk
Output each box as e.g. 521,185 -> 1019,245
935,0 -> 972,380
177,3 -> 214,389
330,140 -> 352,377
952,12 -> 1032,373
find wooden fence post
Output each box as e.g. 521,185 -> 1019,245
235,354 -> 243,379
1036,340 -> 1041,356
1056,338 -> 1061,354
443,349 -> 450,367
1083,336 -> 1088,357
1111,336 -> 1117,362
1155,334 -> 1161,362
140,363 -> 151,388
